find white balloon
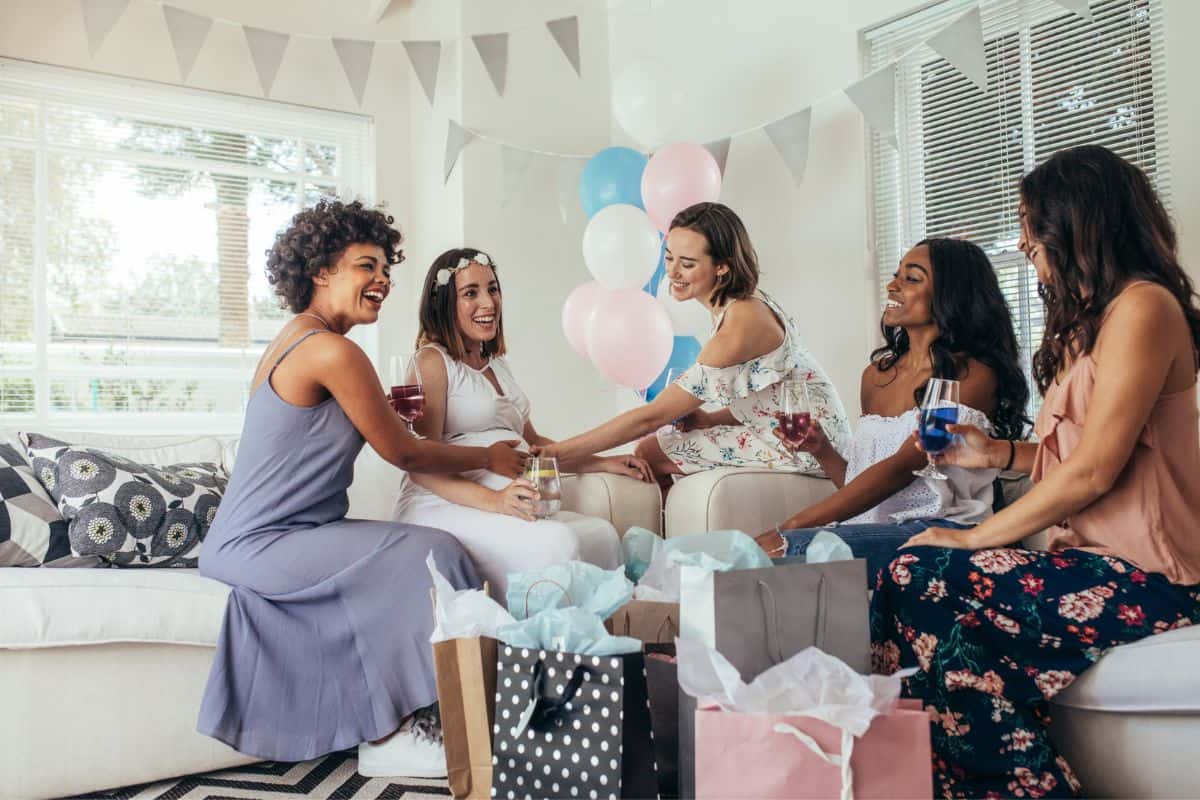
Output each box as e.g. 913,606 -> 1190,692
582,204 -> 662,290
656,276 -> 715,340
610,59 -> 687,150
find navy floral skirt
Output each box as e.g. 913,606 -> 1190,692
871,545 -> 1200,799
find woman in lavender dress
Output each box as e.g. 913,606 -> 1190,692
197,200 -> 526,778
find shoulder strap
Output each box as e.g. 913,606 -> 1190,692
269,329 -> 327,376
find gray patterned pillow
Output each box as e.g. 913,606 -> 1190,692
20,433 -> 227,567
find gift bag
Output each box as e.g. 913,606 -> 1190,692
678,559 -> 870,797
645,652 -> 680,799
605,600 -> 679,644
434,636 -> 499,799
490,645 -> 658,800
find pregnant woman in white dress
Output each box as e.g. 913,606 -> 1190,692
393,248 -> 652,597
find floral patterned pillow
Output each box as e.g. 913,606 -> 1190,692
20,433 -> 227,567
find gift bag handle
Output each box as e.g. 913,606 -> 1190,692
758,574 -> 827,665
521,578 -> 573,618
617,611 -> 679,642
773,723 -> 855,800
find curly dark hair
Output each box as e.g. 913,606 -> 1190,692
871,238 -> 1031,441
1021,145 -> 1200,395
265,199 -> 404,313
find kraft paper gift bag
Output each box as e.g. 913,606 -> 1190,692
605,599 -> 680,645
434,636 -> 499,799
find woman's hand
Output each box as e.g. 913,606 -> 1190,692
675,409 -> 712,433
487,441 -> 529,478
754,528 -> 787,558
901,526 -> 973,550
598,455 -> 654,482
772,419 -> 829,456
915,424 -> 1003,470
489,479 -> 540,521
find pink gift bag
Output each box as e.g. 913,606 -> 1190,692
694,699 -> 933,800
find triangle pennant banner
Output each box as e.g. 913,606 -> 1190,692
80,0 -> 130,56
556,156 -> 587,226
444,119 -> 475,184
927,7 -> 988,94
763,107 -> 812,187
546,16 -> 581,77
499,145 -> 535,207
403,40 -> 442,107
243,26 -> 290,97
332,37 -> 375,107
703,138 -> 731,176
162,5 -> 213,81
472,32 -> 509,96
845,63 -> 898,149
1049,0 -> 1093,20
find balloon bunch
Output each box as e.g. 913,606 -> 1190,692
562,143 -> 722,396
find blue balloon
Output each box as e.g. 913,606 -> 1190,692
579,147 -> 648,218
643,240 -> 666,296
644,336 -> 703,402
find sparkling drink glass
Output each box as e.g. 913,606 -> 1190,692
523,456 -> 562,520
913,378 -> 960,481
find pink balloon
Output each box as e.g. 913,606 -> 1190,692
586,288 -> 674,390
641,143 -> 722,233
561,281 -> 609,358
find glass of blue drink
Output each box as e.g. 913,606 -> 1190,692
914,378 -> 960,481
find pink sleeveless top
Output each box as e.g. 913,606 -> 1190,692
1031,291 -> 1200,585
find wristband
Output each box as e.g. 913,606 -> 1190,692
1002,439 -> 1016,472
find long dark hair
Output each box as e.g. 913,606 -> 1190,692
416,247 -> 507,360
871,238 -> 1030,440
1022,144 -> 1200,394
669,202 -> 759,307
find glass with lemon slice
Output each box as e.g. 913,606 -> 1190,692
522,456 -> 562,519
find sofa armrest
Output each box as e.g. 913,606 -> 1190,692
560,473 -> 663,536
664,468 -> 837,538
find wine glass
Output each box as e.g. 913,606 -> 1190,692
913,378 -> 960,481
523,456 -> 562,520
775,378 -> 812,462
388,353 -> 425,435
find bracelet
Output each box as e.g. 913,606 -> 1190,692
1002,439 -> 1016,472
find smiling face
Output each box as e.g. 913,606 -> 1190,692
313,242 -> 391,326
453,262 -> 501,348
1017,203 -> 1054,287
664,226 -> 728,307
882,244 -> 935,329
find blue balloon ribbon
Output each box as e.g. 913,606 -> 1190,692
579,146 -> 648,218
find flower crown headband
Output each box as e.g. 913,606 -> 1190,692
434,251 -> 493,291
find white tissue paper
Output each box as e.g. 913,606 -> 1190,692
633,529 -> 772,602
427,552 -> 516,643
805,529 -> 854,563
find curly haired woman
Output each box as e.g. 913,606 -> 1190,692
197,200 -> 526,778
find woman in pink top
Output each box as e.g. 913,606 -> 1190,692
871,145 -> 1200,798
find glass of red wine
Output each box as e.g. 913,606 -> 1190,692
388,354 -> 425,436
914,378 -> 960,481
776,378 -> 812,461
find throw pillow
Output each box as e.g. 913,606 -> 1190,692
0,441 -> 100,567
20,433 -> 227,568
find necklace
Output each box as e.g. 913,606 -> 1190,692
296,310 -> 331,329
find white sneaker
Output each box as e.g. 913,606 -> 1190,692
357,729 -> 448,779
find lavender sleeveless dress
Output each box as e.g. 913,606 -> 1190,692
198,330 -> 480,761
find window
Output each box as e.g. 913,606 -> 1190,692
0,60 -> 374,433
864,0 -> 1169,393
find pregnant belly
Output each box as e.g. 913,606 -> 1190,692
447,428 -> 529,491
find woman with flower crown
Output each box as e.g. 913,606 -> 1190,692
392,248 -> 653,598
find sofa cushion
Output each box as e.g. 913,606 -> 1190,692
21,433 -> 226,567
0,440 -> 99,568
1053,624 -> 1200,713
0,566 -> 230,648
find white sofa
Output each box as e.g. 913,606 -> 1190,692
664,467 -> 1200,798
0,430 -> 662,800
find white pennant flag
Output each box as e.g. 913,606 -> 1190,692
556,156 -> 587,227
472,33 -> 509,96
162,5 -> 213,81
332,37 -> 375,107
703,138 -> 731,177
927,7 -> 988,94
1050,0 -> 1093,20
546,16 -> 581,77
243,26 -> 289,97
845,63 -> 898,149
764,107 -> 812,187
80,0 -> 130,56
499,146 -> 534,207
403,40 -> 442,107
444,119 -> 474,184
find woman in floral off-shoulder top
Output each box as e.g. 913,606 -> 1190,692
536,202 -> 849,491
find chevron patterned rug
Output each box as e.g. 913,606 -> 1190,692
67,751 -> 450,800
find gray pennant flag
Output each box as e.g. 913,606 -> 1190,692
162,5 -> 213,81
499,145 -> 535,207
763,107 -> 812,187
80,0 -> 130,56
703,138 -> 731,176
546,16 -> 581,77
1049,0 -> 1093,20
472,32 -> 509,96
845,63 -> 898,149
332,37 -> 375,107
928,7 -> 988,94
444,119 -> 474,184
403,40 -> 442,107
243,26 -> 290,97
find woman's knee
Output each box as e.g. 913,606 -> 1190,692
413,525 -> 481,588
532,521 -> 583,563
